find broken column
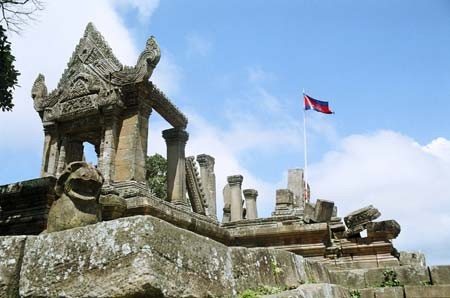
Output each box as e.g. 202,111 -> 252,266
162,128 -> 189,206
272,189 -> 294,216
243,189 -> 258,219
344,205 -> 381,237
197,154 -> 217,220
287,169 -> 305,209
227,175 -> 243,221
222,184 -> 231,223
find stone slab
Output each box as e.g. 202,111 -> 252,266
404,285 -> 450,297
329,269 -> 367,289
0,236 -> 27,298
18,215 -> 313,298
399,251 -> 426,268
373,286 -> 404,298
430,265 -> 450,285
364,265 -> 430,287
262,283 -> 350,298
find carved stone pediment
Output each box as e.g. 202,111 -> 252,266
31,22 -> 188,127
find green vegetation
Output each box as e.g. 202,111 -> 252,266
237,286 -> 282,298
380,269 -> 401,287
0,24 -> 19,111
349,289 -> 361,298
145,153 -> 167,199
271,260 -> 284,285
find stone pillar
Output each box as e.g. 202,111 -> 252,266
287,169 -> 305,209
40,122 -> 59,177
227,175 -> 243,222
222,184 -> 231,223
114,105 -> 151,182
163,128 -> 189,205
99,112 -> 119,183
243,189 -> 258,219
197,154 -> 217,220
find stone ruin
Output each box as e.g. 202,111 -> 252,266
0,23 -> 449,298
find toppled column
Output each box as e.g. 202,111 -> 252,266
227,175 -> 243,221
162,128 -> 189,206
197,154 -> 217,220
243,189 -> 258,219
272,189 -> 294,216
287,169 -> 305,209
344,205 -> 381,237
222,184 -> 231,223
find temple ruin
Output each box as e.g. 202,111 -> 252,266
0,23 -> 449,298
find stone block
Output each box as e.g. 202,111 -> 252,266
430,265 -> 450,285
359,288 -> 375,298
329,269 -> 367,289
314,199 -> 334,222
0,236 -> 27,298
373,287 -> 404,298
0,177 -> 56,235
303,202 -> 315,223
99,194 -> 127,220
404,285 -> 450,297
366,220 -> 401,240
18,215 -> 314,297
276,189 -> 294,206
399,251 -> 427,268
365,266 -> 430,288
262,283 -> 350,298
304,259 -> 331,284
344,205 -> 381,229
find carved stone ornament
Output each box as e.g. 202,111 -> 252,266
31,74 -> 48,113
46,161 -> 104,232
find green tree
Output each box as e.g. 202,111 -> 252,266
0,24 -> 19,111
145,153 -> 167,199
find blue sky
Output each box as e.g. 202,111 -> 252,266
1,0 -> 449,265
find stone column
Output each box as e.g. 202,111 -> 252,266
287,169 -> 305,209
197,154 -> 217,220
243,189 -> 258,219
114,105 -> 151,182
98,111 -> 119,183
40,122 -> 59,177
222,184 -> 231,223
228,175 -> 243,222
163,128 -> 189,205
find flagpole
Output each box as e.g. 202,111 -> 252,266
302,89 -> 309,203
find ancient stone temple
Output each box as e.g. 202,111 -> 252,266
0,23 -> 449,298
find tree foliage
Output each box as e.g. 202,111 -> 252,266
145,153 -> 167,199
0,24 -> 19,111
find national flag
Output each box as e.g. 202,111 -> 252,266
304,93 -> 333,114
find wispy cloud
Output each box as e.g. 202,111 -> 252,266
111,0 -> 160,24
185,32 -> 212,57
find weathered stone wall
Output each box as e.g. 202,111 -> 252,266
0,215 -> 449,297
1,215 -> 321,298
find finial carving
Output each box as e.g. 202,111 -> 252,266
31,73 -> 48,112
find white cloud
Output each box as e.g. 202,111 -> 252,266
309,131 -> 450,265
111,0 -> 160,24
185,32 -> 212,57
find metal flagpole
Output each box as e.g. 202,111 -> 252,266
302,89 -> 309,203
